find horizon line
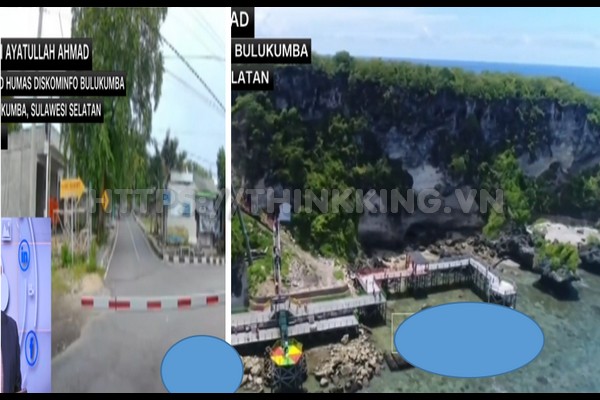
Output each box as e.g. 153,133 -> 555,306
314,51 -> 600,71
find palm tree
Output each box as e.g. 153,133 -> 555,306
147,141 -> 164,235
159,130 -> 187,242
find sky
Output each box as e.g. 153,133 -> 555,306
0,7 -> 226,180
153,7 -> 225,180
256,7 -> 600,68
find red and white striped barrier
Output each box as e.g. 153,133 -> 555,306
81,292 -> 224,311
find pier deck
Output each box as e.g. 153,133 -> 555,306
231,294 -> 384,329
357,255 -> 517,298
232,253 -> 517,347
231,315 -> 359,346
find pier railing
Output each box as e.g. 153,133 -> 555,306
232,254 -> 518,346
356,255 -> 517,296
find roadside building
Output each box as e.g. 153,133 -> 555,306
166,171 -> 219,249
166,171 -> 197,246
1,125 -> 65,222
195,190 -> 218,248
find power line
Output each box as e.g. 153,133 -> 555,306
188,151 -> 215,167
154,126 -> 223,136
163,67 -> 223,115
139,14 -> 224,113
190,8 -> 224,49
164,54 -> 224,62
159,34 -> 225,112
170,9 -> 218,57
187,153 -> 215,175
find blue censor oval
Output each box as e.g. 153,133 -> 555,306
161,335 -> 244,393
394,302 -> 544,378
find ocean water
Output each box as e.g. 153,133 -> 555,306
389,58 -> 600,97
363,268 -> 600,393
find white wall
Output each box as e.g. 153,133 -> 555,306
167,175 -> 196,245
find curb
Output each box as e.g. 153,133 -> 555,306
132,213 -> 163,259
81,292 -> 224,311
162,253 -> 225,266
100,222 -> 119,272
133,213 -> 224,266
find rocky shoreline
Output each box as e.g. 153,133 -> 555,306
238,221 -> 600,393
240,355 -> 267,393
311,330 -> 385,393
239,330 -> 384,393
580,244 -> 600,274
358,221 -> 600,297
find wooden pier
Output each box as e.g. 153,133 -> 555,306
356,254 -> 517,308
231,315 -> 360,346
231,295 -> 386,346
231,253 -> 517,347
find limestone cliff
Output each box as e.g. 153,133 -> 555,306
232,55 -> 600,249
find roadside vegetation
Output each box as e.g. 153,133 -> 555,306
232,213 -> 293,296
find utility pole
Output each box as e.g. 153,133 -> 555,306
44,123 -> 51,218
30,7 -> 43,216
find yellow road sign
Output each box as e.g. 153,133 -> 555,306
60,178 -> 85,200
101,190 -> 110,212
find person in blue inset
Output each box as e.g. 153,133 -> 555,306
1,311 -> 22,393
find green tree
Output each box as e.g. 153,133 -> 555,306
483,209 -> 506,239
160,130 -> 186,188
231,216 -> 246,263
332,50 -> 354,74
185,160 -> 211,179
160,129 -> 186,239
1,97 -> 23,134
65,7 -> 168,239
450,154 -> 468,175
147,142 -> 164,235
0,122 -> 22,133
537,241 -> 580,273
482,149 -> 532,236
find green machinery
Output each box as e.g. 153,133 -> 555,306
233,191 -> 306,391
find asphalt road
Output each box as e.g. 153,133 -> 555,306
104,216 -> 224,297
52,216 -> 225,393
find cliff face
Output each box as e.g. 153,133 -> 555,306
267,66 -> 600,177
232,63 -> 600,249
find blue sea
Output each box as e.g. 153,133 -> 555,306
393,58 -> 600,97
362,269 -> 600,393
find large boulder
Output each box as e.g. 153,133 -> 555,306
490,225 -> 535,269
580,244 -> 600,274
535,259 -> 580,300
